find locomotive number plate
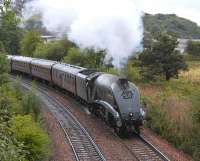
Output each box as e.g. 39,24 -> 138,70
121,90 -> 134,99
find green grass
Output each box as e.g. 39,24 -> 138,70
134,61 -> 200,160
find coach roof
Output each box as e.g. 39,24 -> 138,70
12,56 -> 33,62
31,59 -> 57,69
53,63 -> 86,75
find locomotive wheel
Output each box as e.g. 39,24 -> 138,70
135,126 -> 140,134
88,106 -> 94,114
114,126 -> 127,138
108,114 -> 115,128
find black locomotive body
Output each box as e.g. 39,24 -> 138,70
8,55 -> 145,136
92,74 -> 144,135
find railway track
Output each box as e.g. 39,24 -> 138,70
11,76 -> 106,161
123,134 -> 170,161
11,75 -> 170,161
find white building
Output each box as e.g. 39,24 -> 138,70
41,35 -> 59,42
177,39 -> 200,53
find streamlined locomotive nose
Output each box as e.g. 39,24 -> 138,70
112,81 -> 144,127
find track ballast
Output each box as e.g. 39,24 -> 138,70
11,75 -> 106,161
11,75 -> 170,161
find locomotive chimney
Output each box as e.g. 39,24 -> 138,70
118,77 -> 129,89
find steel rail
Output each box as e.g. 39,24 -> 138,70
138,134 -> 170,161
11,75 -> 106,161
11,74 -> 170,161
123,133 -> 170,161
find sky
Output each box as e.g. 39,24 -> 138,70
135,0 -> 200,25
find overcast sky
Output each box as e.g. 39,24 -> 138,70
135,0 -> 200,25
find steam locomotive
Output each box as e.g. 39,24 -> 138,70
7,55 -> 145,137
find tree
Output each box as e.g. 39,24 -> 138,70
139,33 -> 187,81
186,40 -> 200,56
63,47 -> 86,66
63,48 -> 106,69
12,0 -> 33,16
20,30 -> 43,56
23,13 -> 50,34
0,53 -> 9,85
83,49 -> 106,69
0,0 -> 22,55
34,39 -> 75,61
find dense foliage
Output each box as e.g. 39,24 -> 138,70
34,39 -> 75,61
0,84 -> 27,161
139,33 -> 187,81
143,79 -> 200,160
144,13 -> 200,39
63,48 -> 107,69
0,0 -> 22,55
0,52 -> 51,160
13,115 -> 51,161
1,1 -> 200,160
0,53 -> 9,85
20,30 -> 43,57
187,40 -> 200,56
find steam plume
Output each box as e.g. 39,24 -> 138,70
25,0 -> 144,68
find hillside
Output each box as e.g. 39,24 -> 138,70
143,13 -> 200,39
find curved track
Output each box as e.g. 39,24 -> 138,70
11,76 -> 106,161
11,75 -> 170,161
123,134 -> 170,161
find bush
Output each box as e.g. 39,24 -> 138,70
63,48 -> 106,69
145,105 -> 172,136
12,115 -> 51,161
187,40 -> 200,56
143,79 -> 200,160
34,39 -> 75,61
0,136 -> 27,161
22,85 -> 41,121
123,60 -> 141,83
0,40 -> 51,160
0,53 -> 9,85
63,47 -> 85,66
0,85 -> 27,161
20,30 -> 43,57
0,84 -> 22,117
13,76 -> 23,100
190,88 -> 200,123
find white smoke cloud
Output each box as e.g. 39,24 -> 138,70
25,0 -> 144,68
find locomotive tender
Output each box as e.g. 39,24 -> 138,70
8,55 -> 145,136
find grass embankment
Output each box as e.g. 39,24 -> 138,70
136,61 -> 200,160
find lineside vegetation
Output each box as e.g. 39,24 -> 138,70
0,53 -> 51,161
1,0 -> 200,160
19,28 -> 200,160
20,31 -> 200,160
